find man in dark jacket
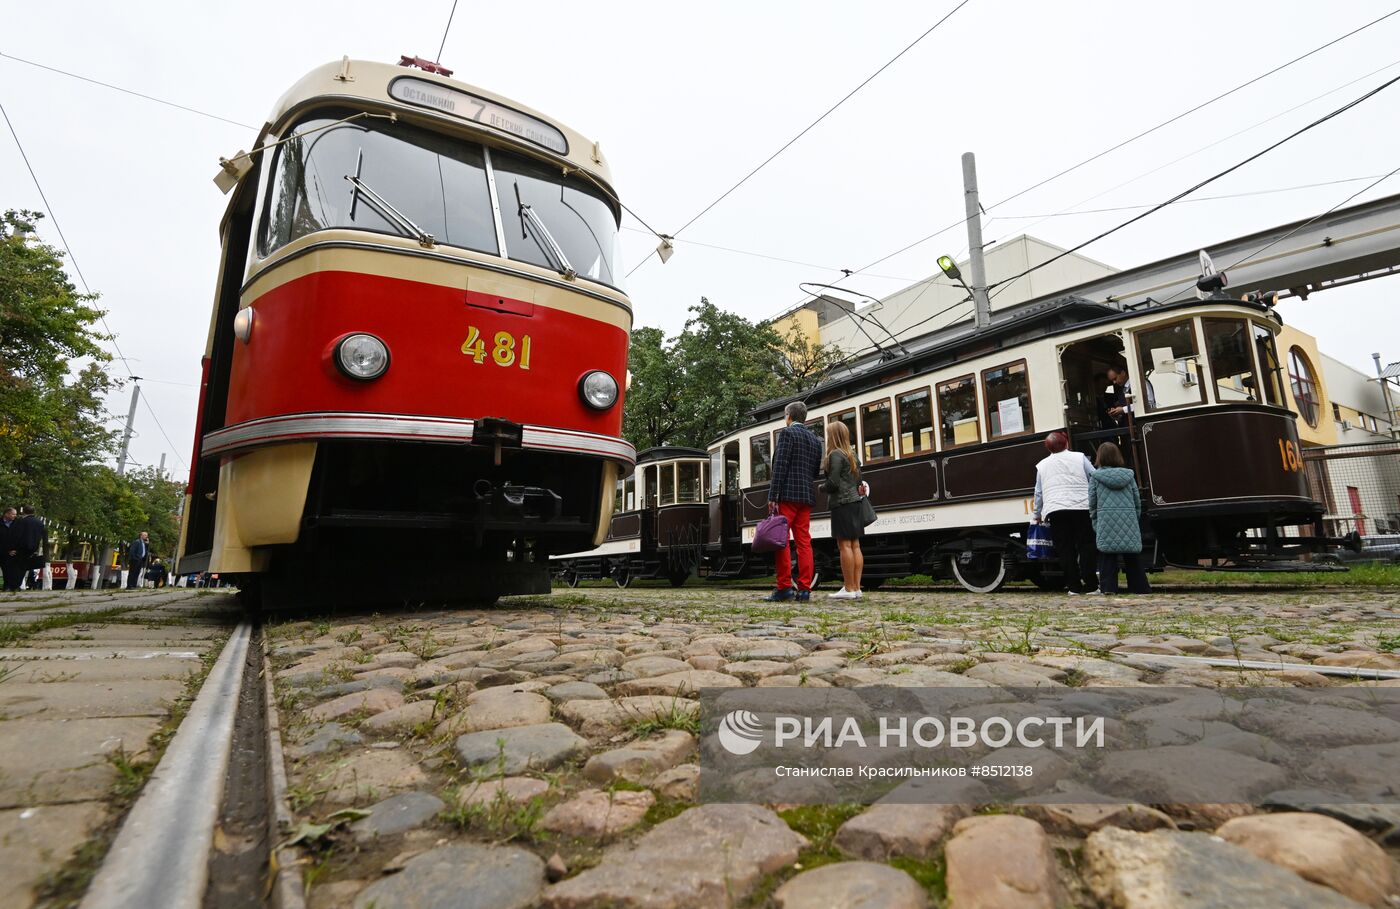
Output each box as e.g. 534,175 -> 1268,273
127,531 -> 150,588
15,506 -> 46,590
0,507 -> 22,591
766,401 -> 823,602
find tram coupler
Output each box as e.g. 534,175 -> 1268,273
472,417 -> 524,466
469,481 -> 561,546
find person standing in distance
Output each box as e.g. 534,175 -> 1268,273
126,531 -> 150,589
765,401 -> 823,602
15,506 -> 46,590
1032,432 -> 1099,595
0,508 -> 22,592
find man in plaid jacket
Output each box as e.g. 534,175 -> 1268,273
766,401 -> 823,601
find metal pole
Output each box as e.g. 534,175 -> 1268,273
116,380 -> 141,476
158,452 -> 166,477
1373,353 -> 1397,438
961,152 -> 992,331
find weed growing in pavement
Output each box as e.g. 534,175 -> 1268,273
642,796 -> 688,826
335,627 -> 363,645
628,698 -> 700,738
888,856 -> 949,903
0,606 -> 143,646
105,747 -> 154,798
442,789 -> 548,843
1375,632 -> 1400,653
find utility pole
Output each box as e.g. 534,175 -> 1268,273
116,379 -> 142,476
158,453 -> 166,477
961,152 -> 993,331
1374,353 -> 1397,439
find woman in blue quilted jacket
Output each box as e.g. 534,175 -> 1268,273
1089,442 -> 1151,594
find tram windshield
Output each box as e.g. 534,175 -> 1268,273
260,112 -> 623,289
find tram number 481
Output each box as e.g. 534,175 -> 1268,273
461,326 -> 531,370
1277,438 -> 1303,473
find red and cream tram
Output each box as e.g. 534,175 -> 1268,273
706,287 -> 1350,592
177,58 -> 633,605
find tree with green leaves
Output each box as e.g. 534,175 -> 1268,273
1,209 -> 180,555
622,298 -> 845,450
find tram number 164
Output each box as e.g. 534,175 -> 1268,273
462,326 -> 531,370
1277,438 -> 1303,473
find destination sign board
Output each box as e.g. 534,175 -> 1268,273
388,78 -> 568,155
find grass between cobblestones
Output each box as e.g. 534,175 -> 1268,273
0,607 -> 144,646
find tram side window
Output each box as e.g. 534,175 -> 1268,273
983,360 -> 1033,439
613,477 -> 625,513
644,467 -> 658,509
491,150 -> 622,288
804,417 -> 824,437
1251,322 -> 1285,406
1134,320 -> 1205,412
897,388 -> 934,456
937,375 -> 980,448
832,409 -> 858,452
261,114 -> 498,257
1203,318 -> 1258,403
750,435 -> 772,485
677,462 -> 702,503
624,474 -> 637,511
861,400 -> 895,462
723,441 -> 741,495
708,449 -> 723,496
660,464 -> 676,506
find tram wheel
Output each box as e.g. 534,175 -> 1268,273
563,569 -> 582,588
613,567 -> 634,588
667,570 -> 690,588
949,550 -> 1009,593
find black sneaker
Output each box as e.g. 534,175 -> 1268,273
795,590 -> 811,602
763,588 -> 795,602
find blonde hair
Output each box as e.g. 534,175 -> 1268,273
823,421 -> 860,480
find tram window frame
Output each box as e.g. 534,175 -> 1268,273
659,463 -> 677,506
624,474 -> 637,511
981,360 -> 1034,440
936,374 -> 981,450
804,416 -> 825,437
708,449 -> 723,496
613,477 -> 625,514
860,399 -> 896,463
1203,318 -> 1260,405
258,109 -> 500,259
749,434 -> 773,485
1251,321 -> 1286,407
831,409 -> 858,453
896,387 -> 935,458
723,440 -> 741,496
677,461 -> 703,504
1132,318 -> 1206,413
643,466 -> 658,509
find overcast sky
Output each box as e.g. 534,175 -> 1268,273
4,0 -> 1399,477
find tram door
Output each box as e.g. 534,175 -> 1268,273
1058,334 -> 1143,485
707,442 -> 741,546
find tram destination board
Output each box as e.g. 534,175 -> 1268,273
388,77 -> 569,154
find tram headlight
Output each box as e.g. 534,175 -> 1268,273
335,333 -> 390,381
233,306 -> 255,344
579,370 -> 619,410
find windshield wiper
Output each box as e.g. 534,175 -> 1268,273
514,184 -> 575,278
345,150 -> 435,247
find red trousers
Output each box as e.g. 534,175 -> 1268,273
773,501 -> 814,591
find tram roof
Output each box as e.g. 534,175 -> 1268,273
637,446 -> 709,463
261,59 -> 617,191
740,292 -> 1276,430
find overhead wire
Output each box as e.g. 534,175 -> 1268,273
1,98 -> 189,471
625,0 -> 975,278
0,51 -> 258,129
437,0 -> 460,63
984,72 -> 1400,293
836,7 -> 1400,284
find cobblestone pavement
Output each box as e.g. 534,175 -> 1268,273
269,583 -> 1400,909
0,588 -> 239,908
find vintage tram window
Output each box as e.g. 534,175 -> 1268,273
937,375 -> 980,449
677,461 -> 703,503
860,400 -> 895,462
624,474 -> 637,511
804,417 -> 824,437
1252,322 -> 1285,406
830,409 -> 858,452
644,466 -> 659,508
1288,346 -> 1321,428
982,360 -> 1033,439
660,464 -> 676,506
749,435 -> 773,485
708,449 -> 723,496
1203,318 -> 1259,404
897,388 -> 934,456
613,477 -> 625,513
1134,320 -> 1204,412
260,112 -> 498,257
490,149 -> 622,288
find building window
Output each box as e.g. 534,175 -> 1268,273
860,400 -> 894,462
1288,347 -> 1320,428
749,434 -> 772,484
897,387 -> 934,456
982,360 -> 1033,438
1134,319 -> 1204,411
1332,403 -> 1343,423
937,375 -> 980,448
